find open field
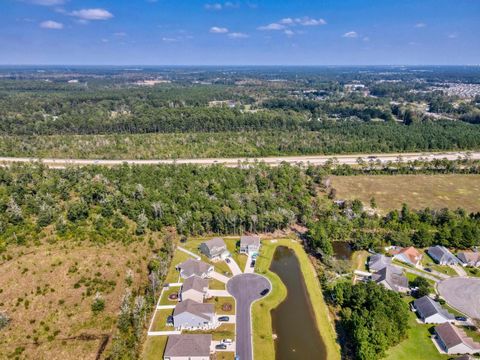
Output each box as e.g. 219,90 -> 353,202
385,300 -> 449,360
0,240 -> 157,360
252,238 -> 340,360
332,174 -> 480,213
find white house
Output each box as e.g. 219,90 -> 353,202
173,299 -> 216,330
176,259 -> 213,279
239,235 -> 261,255
435,322 -> 480,355
413,296 -> 455,324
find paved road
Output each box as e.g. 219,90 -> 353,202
0,151 -> 477,168
227,274 -> 271,360
438,277 -> 480,319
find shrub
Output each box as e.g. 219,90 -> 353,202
91,293 -> 105,315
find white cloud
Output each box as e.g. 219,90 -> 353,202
448,33 -> 458,39
162,37 -> 179,42
295,17 -> 326,26
224,1 -> 239,8
205,3 -> 222,10
415,22 -> 426,28
280,18 -> 294,25
70,8 -> 113,21
258,23 -> 285,31
363,36 -> 370,42
114,32 -> 127,37
343,31 -> 358,38
210,26 -> 229,33
228,32 -> 248,39
284,29 -> 294,37
39,20 -> 63,29
258,16 -> 326,31
26,0 -> 65,6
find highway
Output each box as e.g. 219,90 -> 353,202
0,151 -> 478,168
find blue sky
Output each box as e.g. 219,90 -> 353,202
1,0 -> 479,65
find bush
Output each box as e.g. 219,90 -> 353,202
91,293 -> 105,315
0,312 -> 10,330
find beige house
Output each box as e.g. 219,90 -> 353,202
163,334 -> 212,360
180,276 -> 209,303
176,259 -> 213,279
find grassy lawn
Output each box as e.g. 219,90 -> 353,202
164,249 -> 192,283
462,326 -> 480,342
351,250 -> 369,271
430,264 -> 457,276
332,174 -> 480,214
252,238 -> 340,360
150,309 -> 174,332
210,278 -> 226,290
159,287 -> 180,305
205,297 -> 236,315
213,352 -> 235,360
142,336 -> 168,360
466,267 -> 480,277
183,323 -> 235,341
385,303 -> 449,360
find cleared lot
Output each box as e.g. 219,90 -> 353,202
332,174 -> 480,213
438,277 -> 480,319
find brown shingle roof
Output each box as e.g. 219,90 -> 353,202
435,322 -> 480,351
164,334 -> 212,357
203,237 -> 226,251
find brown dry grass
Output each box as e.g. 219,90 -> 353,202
331,174 -> 480,214
0,239 -> 159,360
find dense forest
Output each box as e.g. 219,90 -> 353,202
0,163 -> 316,253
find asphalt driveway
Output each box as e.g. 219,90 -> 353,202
438,277 -> 480,318
227,273 -> 271,360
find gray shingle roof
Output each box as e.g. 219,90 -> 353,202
428,245 -> 459,264
182,275 -> 208,293
203,237 -> 226,251
164,334 -> 212,357
372,265 -> 408,291
173,299 -> 214,321
368,254 -> 392,272
413,296 -> 455,321
240,235 -> 260,247
177,258 -> 212,278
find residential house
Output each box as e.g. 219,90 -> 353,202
412,295 -> 455,324
163,334 -> 212,360
457,251 -> 480,267
199,237 -> 229,260
239,235 -> 261,256
428,246 -> 460,265
371,265 -> 409,293
180,276 -> 209,303
390,246 -> 423,267
173,299 -> 216,330
177,259 -> 213,279
368,254 -> 392,272
434,322 -> 480,355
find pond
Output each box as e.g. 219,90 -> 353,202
332,241 -> 353,260
270,246 -> 327,360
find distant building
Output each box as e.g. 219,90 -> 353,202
173,299 -> 216,330
176,259 -> 213,279
390,246 -> 423,267
239,235 -> 261,256
428,246 -> 460,265
412,296 -> 455,324
371,265 -> 409,293
457,251 -> 480,267
368,254 -> 392,272
199,238 -> 229,260
164,334 -> 212,360
434,322 -> 480,355
180,275 -> 209,303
